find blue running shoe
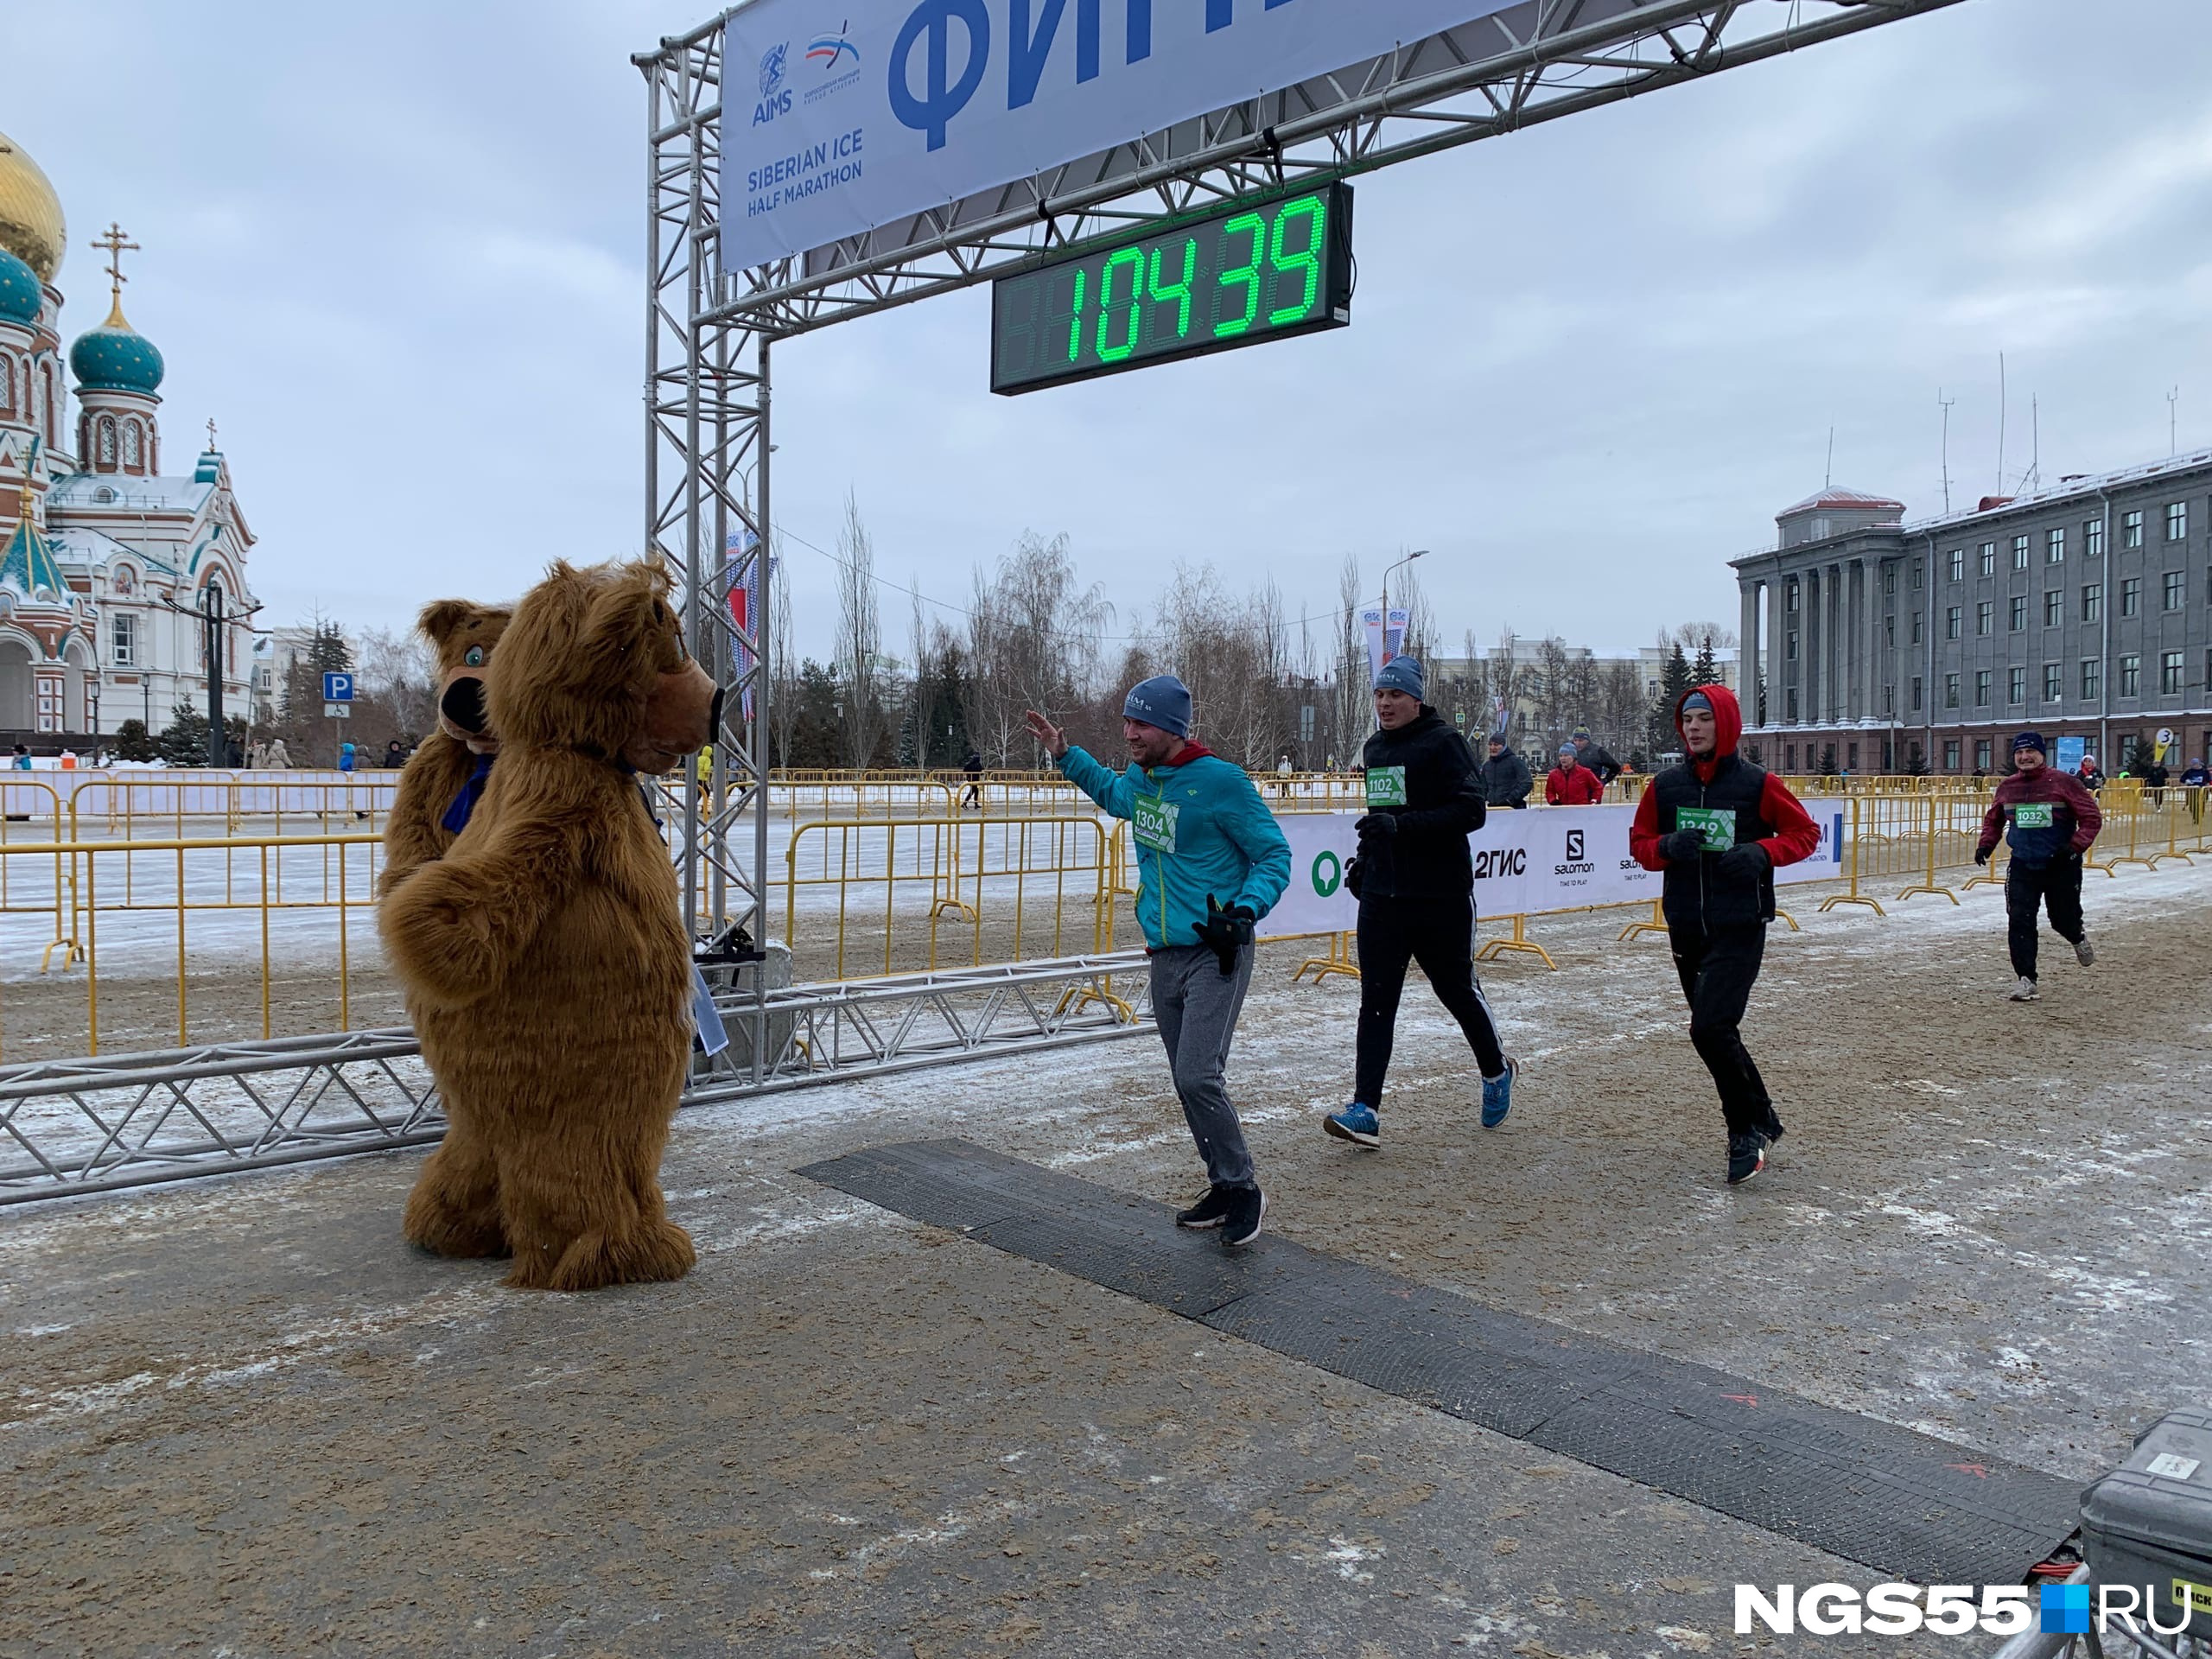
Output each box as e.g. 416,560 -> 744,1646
1480,1057 -> 1518,1129
1324,1102 -> 1380,1147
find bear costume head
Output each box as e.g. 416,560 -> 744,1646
418,599 -> 513,755
488,558 -> 720,774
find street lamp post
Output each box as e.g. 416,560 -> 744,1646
1379,549 -> 1427,663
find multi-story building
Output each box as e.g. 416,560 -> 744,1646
1732,451 -> 2212,774
0,128 -> 259,743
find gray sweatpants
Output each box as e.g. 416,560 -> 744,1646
1148,942 -> 1257,1191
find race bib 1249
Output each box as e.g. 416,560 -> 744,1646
1675,806 -> 1737,852
1132,795 -> 1179,854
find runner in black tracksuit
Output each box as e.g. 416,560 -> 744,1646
1629,684 -> 1820,1185
1324,657 -> 1515,1149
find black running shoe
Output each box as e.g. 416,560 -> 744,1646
1726,1132 -> 1767,1186
1175,1186 -> 1234,1230
1759,1107 -> 1786,1148
1221,1185 -> 1266,1249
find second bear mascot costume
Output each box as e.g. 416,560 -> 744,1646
379,598 -> 512,899
381,558 -> 719,1291
380,596 -> 512,1260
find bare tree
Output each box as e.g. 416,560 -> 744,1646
356,625 -> 438,740
833,490 -> 884,768
963,531 -> 1113,765
1332,553 -> 1366,767
768,531 -> 799,768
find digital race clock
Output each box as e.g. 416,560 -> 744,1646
989,181 -> 1353,395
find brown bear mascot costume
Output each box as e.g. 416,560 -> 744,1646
378,598 -> 511,1261
379,599 -> 512,899
380,558 -> 719,1291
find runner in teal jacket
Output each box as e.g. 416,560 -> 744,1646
1057,741 -> 1291,950
1027,680 -> 1291,1250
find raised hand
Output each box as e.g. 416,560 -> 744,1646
1022,709 -> 1068,759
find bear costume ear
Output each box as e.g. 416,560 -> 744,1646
417,599 -> 485,646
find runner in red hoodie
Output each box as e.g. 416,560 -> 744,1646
1630,685 -> 1821,1185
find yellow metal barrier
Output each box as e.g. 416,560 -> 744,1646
0,832 -> 385,1059
782,816 -> 1113,980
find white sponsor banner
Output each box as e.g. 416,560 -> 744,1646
719,0 -> 1523,271
1265,803 -> 1849,936
1357,604 -> 1408,684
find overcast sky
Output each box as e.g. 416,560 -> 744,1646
12,0 -> 2212,664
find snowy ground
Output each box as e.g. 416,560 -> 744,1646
1,854 -> 2207,1655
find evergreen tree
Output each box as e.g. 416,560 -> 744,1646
111,718 -> 156,762
1648,644 -> 1692,753
1691,634 -> 1719,687
2123,736 -> 2158,777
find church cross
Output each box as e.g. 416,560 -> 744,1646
90,222 -> 140,299
206,417 -> 219,452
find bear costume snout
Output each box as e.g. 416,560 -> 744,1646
440,675 -> 489,741
622,660 -> 720,775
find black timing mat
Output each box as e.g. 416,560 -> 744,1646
798,1138 -> 2079,1583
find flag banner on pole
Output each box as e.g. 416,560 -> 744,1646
1359,605 -> 1409,686
719,528 -> 771,725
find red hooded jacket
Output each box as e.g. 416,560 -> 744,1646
1630,684 -> 1820,874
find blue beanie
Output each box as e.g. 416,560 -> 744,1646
1122,674 -> 1192,738
1374,656 -> 1424,700
2013,730 -> 2046,754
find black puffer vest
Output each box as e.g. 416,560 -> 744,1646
1652,753 -> 1776,931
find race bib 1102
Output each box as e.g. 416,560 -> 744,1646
1365,766 -> 1408,808
1675,806 -> 1737,852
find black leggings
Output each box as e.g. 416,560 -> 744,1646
1669,922 -> 1772,1135
2006,855 -> 2084,981
1354,893 -> 1507,1106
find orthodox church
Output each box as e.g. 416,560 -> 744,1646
0,127 -> 258,741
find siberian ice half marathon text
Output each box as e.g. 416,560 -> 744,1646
747,130 -> 863,217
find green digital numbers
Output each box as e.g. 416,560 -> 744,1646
1214,212 -> 1266,338
1268,195 -> 1326,325
1066,267 -> 1087,364
1096,246 -> 1145,362
1149,237 -> 1197,340
992,183 -> 1348,394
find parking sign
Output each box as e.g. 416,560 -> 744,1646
322,671 -> 353,702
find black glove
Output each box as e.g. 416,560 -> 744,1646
1354,812 -> 1398,841
1192,895 -> 1255,977
1658,827 -> 1705,863
1344,855 -> 1365,900
1974,846 -> 1992,867
1716,842 -> 1770,882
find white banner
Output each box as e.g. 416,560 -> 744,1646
1357,604 -> 1408,686
719,0 -> 1523,271
1264,803 -> 1849,936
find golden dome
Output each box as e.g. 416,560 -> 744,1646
0,130 -> 65,285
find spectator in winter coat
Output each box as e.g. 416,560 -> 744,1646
1325,657 -> 1516,1150
1570,727 -> 1622,786
2077,754 -> 2104,791
1545,743 -> 1603,805
1974,730 -> 2101,1002
1477,734 -> 1533,808
1629,685 -> 1820,1185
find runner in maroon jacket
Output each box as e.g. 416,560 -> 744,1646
1630,685 -> 1821,1185
1973,731 -> 2101,1002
